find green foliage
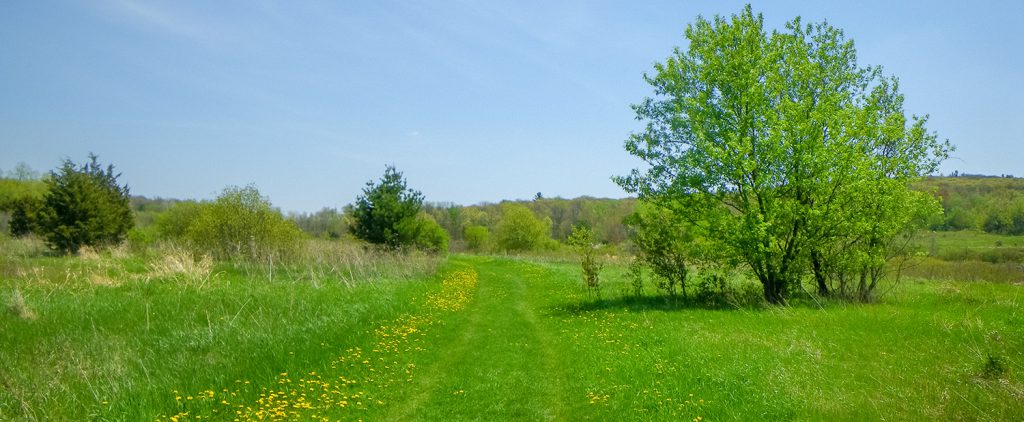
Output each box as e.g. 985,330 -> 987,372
154,201 -> 203,241
36,154 -> 134,254
289,207 -> 348,239
184,185 -> 303,261
494,203 -> 551,252
811,183 -> 941,301
0,177 -> 46,204
917,176 -> 1024,233
423,197 -> 635,246
692,271 -> 763,308
568,225 -> 603,298
981,198 -> 1024,235
625,202 -> 695,298
4,195 -> 43,237
126,226 -> 158,254
395,213 -> 450,253
130,196 -> 185,228
616,6 -> 951,304
0,175 -> 48,235
463,224 -> 490,252
350,166 -> 429,249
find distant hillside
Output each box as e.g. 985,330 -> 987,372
915,175 -> 1024,234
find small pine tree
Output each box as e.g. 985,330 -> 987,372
350,165 -> 426,249
36,154 -> 134,254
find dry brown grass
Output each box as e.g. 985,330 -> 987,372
146,246 -> 215,287
6,287 -> 35,320
88,273 -> 120,287
265,239 -> 443,287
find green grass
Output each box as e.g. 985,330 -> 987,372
903,231 -> 1024,283
0,246 -> 442,420
914,230 -> 1024,260
3,251 -> 1023,420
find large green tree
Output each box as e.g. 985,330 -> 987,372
36,154 -> 134,254
615,6 -> 950,303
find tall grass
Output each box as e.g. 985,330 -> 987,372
0,234 -> 447,421
231,239 -> 443,287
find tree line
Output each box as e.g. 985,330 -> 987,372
0,160 -> 450,258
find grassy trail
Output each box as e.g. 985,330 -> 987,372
386,256 -> 1024,421
386,257 -> 566,420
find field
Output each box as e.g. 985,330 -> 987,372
2,237 -> 1023,420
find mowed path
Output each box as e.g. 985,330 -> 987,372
385,257 -> 568,420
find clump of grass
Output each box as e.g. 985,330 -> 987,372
7,287 -> 35,320
268,239 -> 442,286
981,353 -> 1008,379
77,246 -> 102,260
88,272 -> 120,287
0,235 -> 46,262
147,246 -> 214,287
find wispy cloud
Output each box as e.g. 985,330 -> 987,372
92,0 -> 227,44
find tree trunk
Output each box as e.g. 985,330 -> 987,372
811,250 -> 830,296
761,275 -> 787,305
857,268 -> 869,302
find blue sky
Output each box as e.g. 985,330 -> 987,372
2,1 -> 1022,212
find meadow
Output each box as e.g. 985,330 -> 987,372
2,234 -> 1022,420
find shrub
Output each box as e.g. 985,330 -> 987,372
4,195 -> 43,237
627,257 -> 645,298
395,213 -> 450,253
625,202 -> 695,298
36,154 -> 134,254
185,185 -> 303,261
693,271 -> 764,308
154,201 -> 203,241
568,225 -> 603,299
126,226 -> 158,255
494,203 -> 551,252
463,224 -> 490,252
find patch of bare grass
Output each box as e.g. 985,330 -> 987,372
77,246 -> 102,260
6,287 -> 35,320
147,246 -> 215,287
